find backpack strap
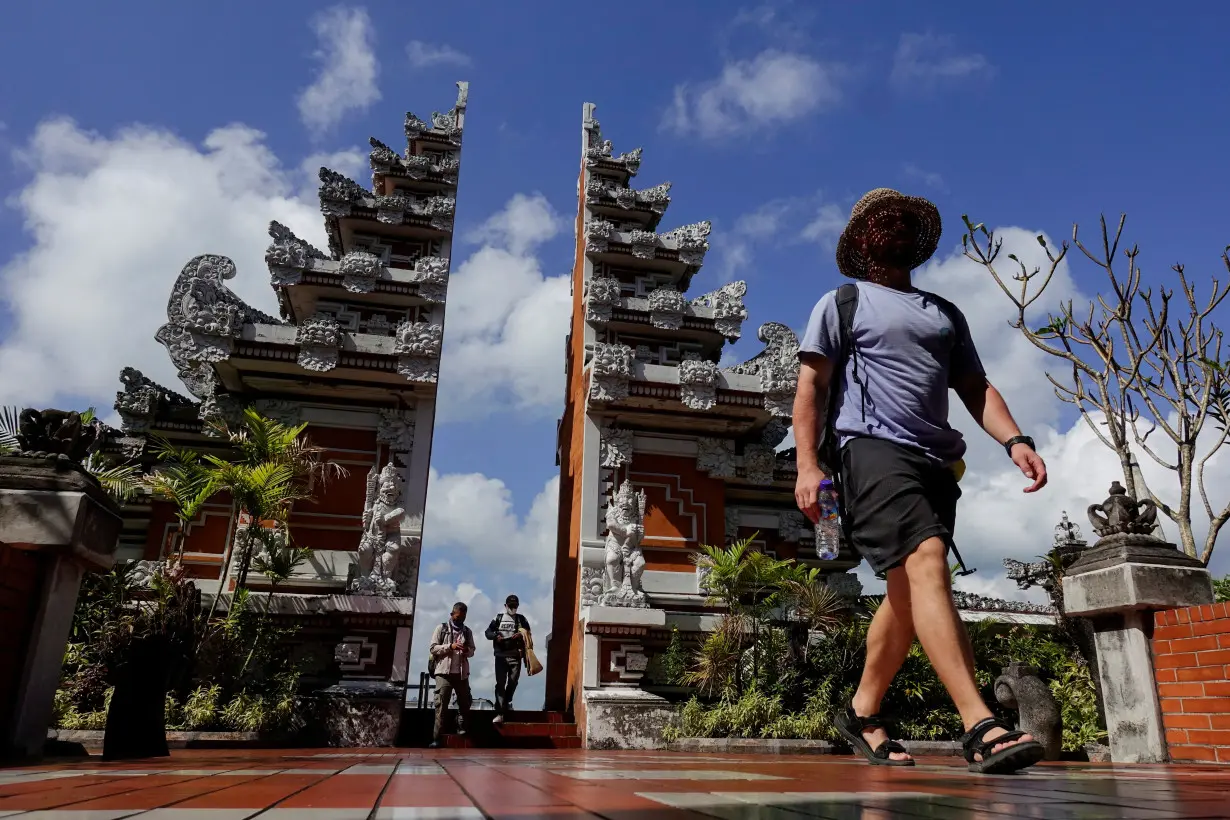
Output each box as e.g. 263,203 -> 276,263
818,283 -> 860,472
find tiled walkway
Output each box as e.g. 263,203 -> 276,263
2,748 -> 1229,819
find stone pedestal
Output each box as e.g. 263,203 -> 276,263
0,456 -> 121,760
1063,536 -> 1213,764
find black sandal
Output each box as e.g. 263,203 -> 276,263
835,706 -> 915,767
962,717 -> 1045,774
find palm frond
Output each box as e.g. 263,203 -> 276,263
0,405 -> 21,454
84,458 -> 144,503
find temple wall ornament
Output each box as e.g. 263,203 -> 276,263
1054,510 -> 1088,548
198,393 -> 244,430
114,367 -> 194,433
724,322 -> 801,419
583,114 -> 642,174
743,444 -> 777,485
584,179 -> 672,216
580,566 -> 605,607
690,281 -> 748,340
319,168 -> 369,218
155,254 -> 280,400
661,221 -> 711,266
599,423 -> 634,468
725,507 -> 741,541
600,480 -> 649,608
266,221 -> 327,287
678,356 -> 719,411
628,229 -> 658,260
647,286 -> 685,331
777,511 -> 811,543
252,400 -> 302,428
413,256 -> 450,304
377,408 -> 416,457
339,251 -> 384,293
584,275 -> 623,324
350,462 -> 406,597
394,321 -> 443,384
585,219 -> 617,254
610,643 -> 650,682
696,437 -> 737,478
589,343 -> 634,403
296,313 -> 344,372
826,572 -> 863,600
760,419 -> 790,449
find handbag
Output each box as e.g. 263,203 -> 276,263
519,627 -> 543,676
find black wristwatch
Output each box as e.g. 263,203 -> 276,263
1004,435 -> 1035,457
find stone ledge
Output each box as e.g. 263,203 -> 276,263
48,729 -> 266,749
665,737 -> 965,757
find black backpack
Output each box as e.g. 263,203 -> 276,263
818,282 -> 976,575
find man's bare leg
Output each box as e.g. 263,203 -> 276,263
850,568 -> 915,762
904,537 -> 1034,757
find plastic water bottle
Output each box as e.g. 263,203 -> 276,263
814,478 -> 841,561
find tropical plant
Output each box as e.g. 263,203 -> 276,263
1214,574 -> 1230,603
962,214 -> 1230,564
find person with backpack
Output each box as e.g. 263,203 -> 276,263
793,188 -> 1049,774
484,594 -> 532,725
427,601 -> 475,748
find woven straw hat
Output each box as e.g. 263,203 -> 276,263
835,188 -> 942,279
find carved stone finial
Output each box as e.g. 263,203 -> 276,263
12,409 -> 104,462
600,479 -> 649,607
1087,481 -> 1161,542
1053,510 -> 1087,548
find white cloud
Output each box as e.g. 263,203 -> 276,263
663,50 -> 843,138
799,202 -> 847,248
406,40 -> 472,69
298,147 -> 366,199
296,6 -> 381,136
438,193 -> 571,420
902,163 -> 946,191
890,32 -> 992,92
0,118 -> 323,411
424,470 -> 559,582
711,199 -> 796,281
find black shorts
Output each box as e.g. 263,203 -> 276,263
839,436 -> 960,576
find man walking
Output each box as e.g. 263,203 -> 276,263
793,188 -> 1048,774
427,602 -> 475,749
485,594 -> 531,725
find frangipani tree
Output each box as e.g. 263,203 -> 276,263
962,214 -> 1230,563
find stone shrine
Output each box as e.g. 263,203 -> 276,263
545,104 -> 859,748
102,83 -> 469,745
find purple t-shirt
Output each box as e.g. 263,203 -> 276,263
799,281 -> 985,464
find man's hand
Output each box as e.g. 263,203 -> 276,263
451,639 -> 465,651
1011,444 -> 1048,493
795,465 -> 827,524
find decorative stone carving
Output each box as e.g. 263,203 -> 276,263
691,281 -> 748,340
628,229 -> 658,260
377,408 -> 416,456
118,436 -> 146,460
404,112 -> 430,142
661,221 -> 711,266
760,419 -> 790,449
585,179 -> 672,216
600,480 -> 649,608
1055,511 -> 1088,549
198,393 -> 244,430
610,643 -> 650,682
265,221 -> 326,287
1088,481 -> 1160,543
599,423 -> 634,468
589,343 -> 634,403
725,322 -> 801,419
339,251 -> 384,293
350,463 -> 405,597
952,590 -> 1056,615
743,444 -> 777,485
114,367 -> 193,433
696,563 -> 713,594
394,321 -> 443,384
583,114 -> 642,175
12,409 -> 104,461
155,254 -> 279,399
678,356 -> 720,411
995,663 -> 1062,761
647,286 -> 685,331
413,256 -> 450,304
585,219 -> 618,254
455,80 -> 469,111
580,566 -> 605,607
696,437 -> 737,478
584,275 -> 623,324
725,507 -> 741,541
295,313 -> 343,372
319,168 -> 369,218
826,572 -> 864,600
404,105 -> 463,145
127,559 -> 165,590
777,511 -> 811,544
252,400 -> 302,427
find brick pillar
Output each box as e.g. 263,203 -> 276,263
1153,603 -> 1230,763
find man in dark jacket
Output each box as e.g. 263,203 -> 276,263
484,594 -> 531,725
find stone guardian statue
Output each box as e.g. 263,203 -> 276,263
601,480 -> 649,608
351,462 -> 405,597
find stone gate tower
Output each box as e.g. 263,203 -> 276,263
545,104 -> 859,748
107,83 -> 469,744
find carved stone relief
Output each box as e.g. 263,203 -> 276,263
628,229 -> 658,260
252,400 -> 302,427
678,356 -> 720,411
690,280 -> 748,340
350,462 -> 407,597
377,408 -> 416,457
296,313 -> 343,372
413,256 -> 450,304
600,480 -> 649,608
661,221 -> 711,266
777,511 -> 811,544
610,643 -> 650,682
114,367 -> 194,433
589,343 -> 634,403
394,321 -> 443,384
724,322 -> 801,419
599,423 -> 634,468
585,219 -> 617,254
647,286 -> 685,331
339,251 -> 384,293
743,444 -> 777,485
724,507 -> 741,542
584,275 -> 623,324
697,438 -> 737,479
265,221 -> 327,287
580,566 -> 605,607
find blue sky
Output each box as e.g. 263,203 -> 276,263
3,0 -> 1230,706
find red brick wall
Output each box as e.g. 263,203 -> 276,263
1153,603 -> 1230,763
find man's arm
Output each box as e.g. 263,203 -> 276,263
793,355 -> 834,522
953,371 -> 1047,493
484,617 -> 500,642
429,625 -> 448,657
463,628 -> 476,658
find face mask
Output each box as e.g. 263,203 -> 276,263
507,606 -> 518,615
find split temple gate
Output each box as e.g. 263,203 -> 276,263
545,104 -> 860,748
103,84 -> 469,744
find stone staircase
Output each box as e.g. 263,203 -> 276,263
441,710 -> 581,749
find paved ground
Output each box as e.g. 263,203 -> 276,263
2,748 -> 1229,819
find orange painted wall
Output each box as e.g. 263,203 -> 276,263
629,454 -> 726,555
545,151 -> 590,715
